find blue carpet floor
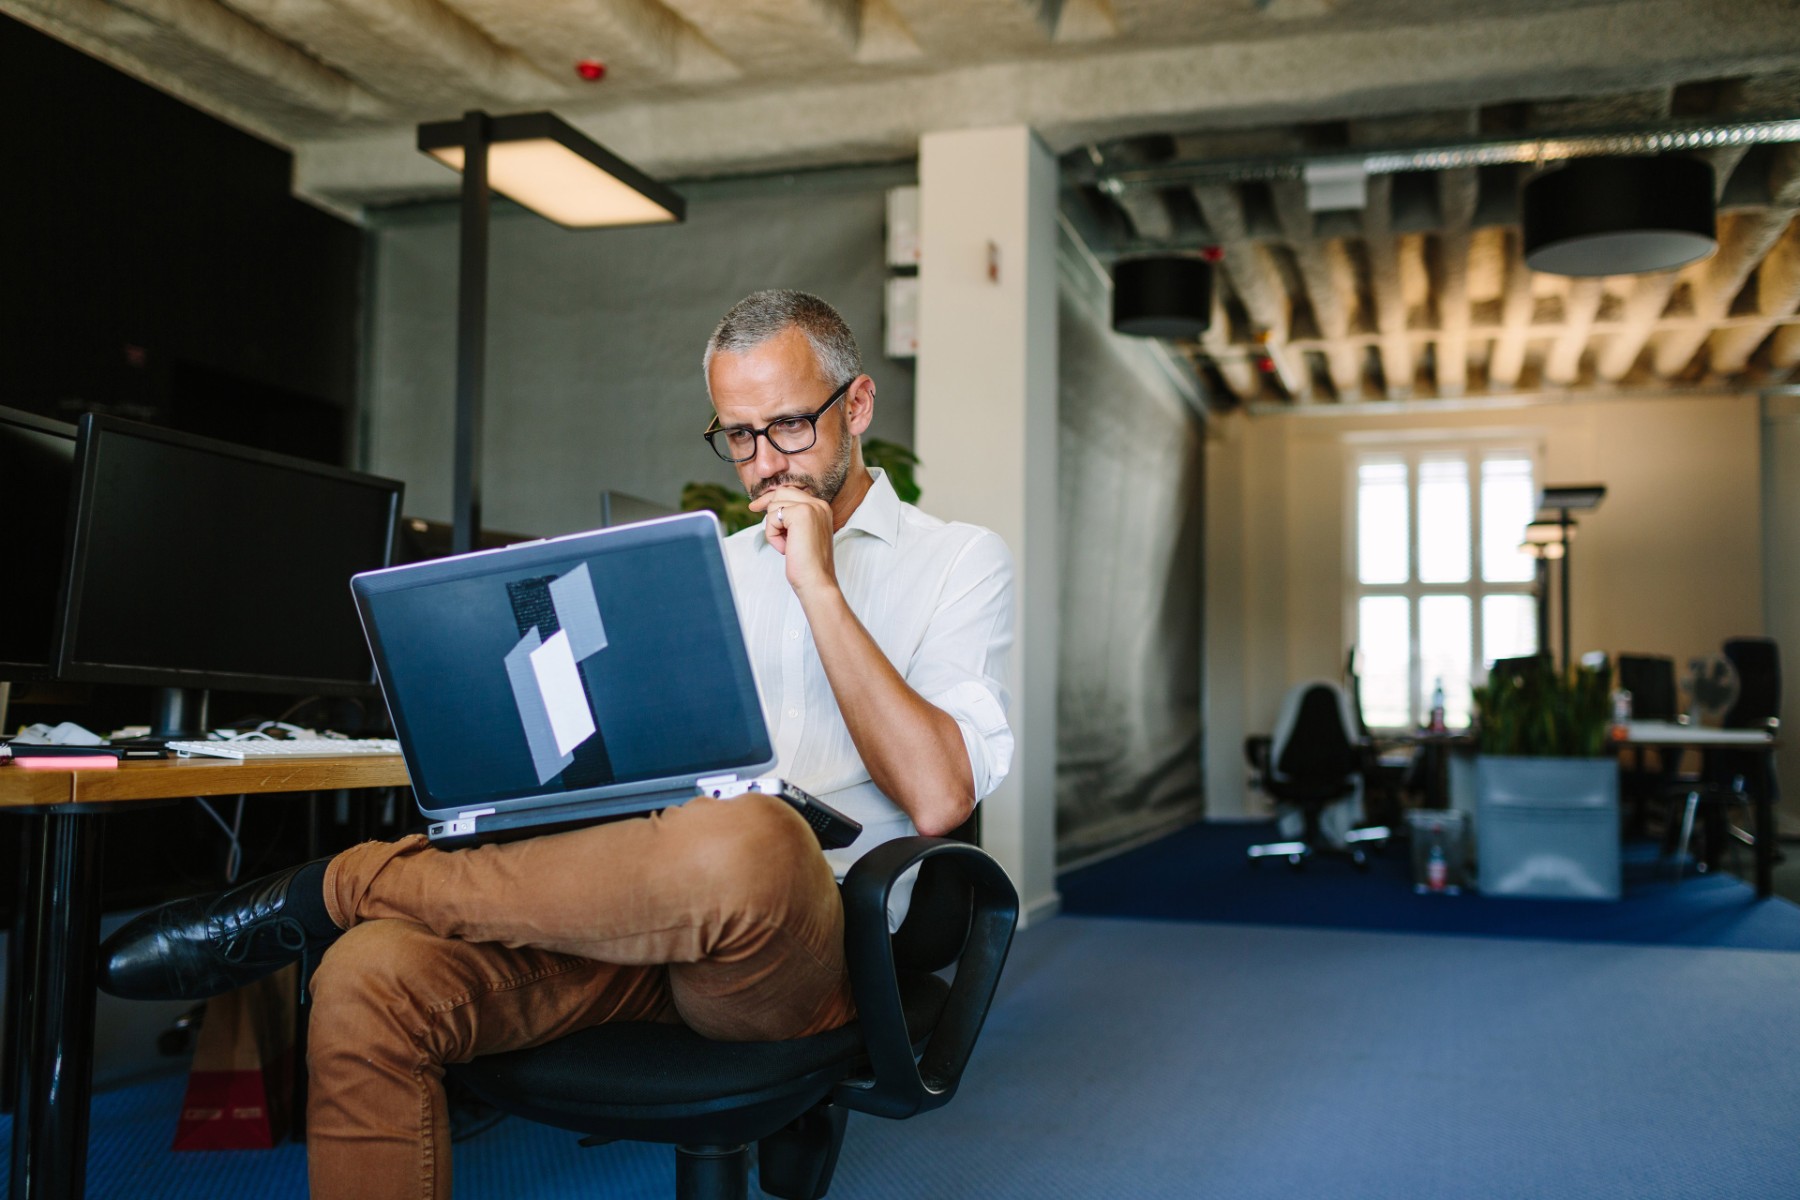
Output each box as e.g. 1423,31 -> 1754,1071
1059,819 -> 1800,951
9,916 -> 1800,1199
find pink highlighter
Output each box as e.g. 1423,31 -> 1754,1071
7,755 -> 119,770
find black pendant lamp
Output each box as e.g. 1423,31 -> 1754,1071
1112,255 -> 1212,338
1522,155 -> 1716,277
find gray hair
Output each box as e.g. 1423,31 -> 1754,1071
703,290 -> 863,394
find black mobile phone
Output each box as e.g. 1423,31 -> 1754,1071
700,776 -> 864,850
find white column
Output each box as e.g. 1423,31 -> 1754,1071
915,127 -> 1060,927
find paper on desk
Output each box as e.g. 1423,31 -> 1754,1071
10,721 -> 106,746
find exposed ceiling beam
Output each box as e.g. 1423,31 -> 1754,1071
1707,217 -> 1800,374
1362,175 -> 1413,399
1269,179 -> 1364,399
1433,166 -> 1478,397
1543,277 -> 1603,387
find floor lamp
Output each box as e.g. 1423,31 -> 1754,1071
417,111 -> 686,553
1518,535 -> 1561,664
1522,484 -> 1607,671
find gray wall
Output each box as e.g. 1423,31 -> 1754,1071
1054,260 -> 1206,865
363,167 -> 916,536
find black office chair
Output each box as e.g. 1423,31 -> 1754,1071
1246,680 -> 1389,867
447,837 -> 1018,1199
1616,653 -> 1681,836
1667,638 -> 1782,877
1344,649 -> 1407,826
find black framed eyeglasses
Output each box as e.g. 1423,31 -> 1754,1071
703,378 -> 854,463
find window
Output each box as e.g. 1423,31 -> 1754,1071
1350,446 -> 1539,730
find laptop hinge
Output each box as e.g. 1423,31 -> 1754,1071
695,773 -> 740,790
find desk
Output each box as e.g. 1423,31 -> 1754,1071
1,755 -> 409,1200
1617,721 -> 1780,899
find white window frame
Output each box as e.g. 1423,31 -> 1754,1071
1344,439 -> 1543,731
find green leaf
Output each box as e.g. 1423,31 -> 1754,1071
863,438 -> 921,504
1471,657 -> 1611,758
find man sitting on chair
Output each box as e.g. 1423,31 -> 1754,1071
99,289 -> 1016,1200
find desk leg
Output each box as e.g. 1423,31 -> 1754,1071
1755,751 -> 1775,900
9,812 -> 105,1200
3,817 -> 33,1115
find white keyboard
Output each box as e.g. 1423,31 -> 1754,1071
166,739 -> 402,760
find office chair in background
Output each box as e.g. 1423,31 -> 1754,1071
1616,653 -> 1681,837
1667,637 -> 1782,877
1343,649 -> 1408,826
448,836 -> 1018,1200
1246,679 -> 1390,868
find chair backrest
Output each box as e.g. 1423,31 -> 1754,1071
1488,654 -> 1546,688
1270,680 -> 1359,785
1343,647 -> 1373,738
1617,654 -> 1679,721
1722,637 -> 1781,728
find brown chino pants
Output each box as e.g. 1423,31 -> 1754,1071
304,792 -> 856,1200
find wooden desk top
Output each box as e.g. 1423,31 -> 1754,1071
0,754 -> 410,810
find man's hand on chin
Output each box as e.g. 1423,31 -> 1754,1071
748,485 -> 838,596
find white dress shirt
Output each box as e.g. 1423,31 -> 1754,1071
723,469 -> 1015,913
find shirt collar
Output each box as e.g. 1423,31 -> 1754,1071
757,467 -> 902,550
841,468 -> 902,547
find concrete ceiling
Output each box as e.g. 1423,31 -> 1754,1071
9,0 -> 1800,406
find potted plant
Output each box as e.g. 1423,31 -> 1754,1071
1467,658 -> 1621,899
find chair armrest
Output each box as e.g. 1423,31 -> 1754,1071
833,837 -> 1018,1120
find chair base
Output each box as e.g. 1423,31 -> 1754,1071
1247,825 -> 1390,869
676,1144 -> 749,1200
1664,784 -> 1752,881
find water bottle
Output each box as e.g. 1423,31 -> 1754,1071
1428,678 -> 1447,735
1427,843 -> 1448,893
1610,688 -> 1633,740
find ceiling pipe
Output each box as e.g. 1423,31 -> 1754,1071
1082,115 -> 1800,194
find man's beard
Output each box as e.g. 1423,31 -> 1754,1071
749,432 -> 853,504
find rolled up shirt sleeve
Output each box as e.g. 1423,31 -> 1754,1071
907,529 -> 1016,801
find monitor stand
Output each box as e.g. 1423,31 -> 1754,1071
151,687 -> 209,739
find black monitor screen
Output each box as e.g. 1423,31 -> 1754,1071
56,415 -> 402,695
0,407 -> 78,681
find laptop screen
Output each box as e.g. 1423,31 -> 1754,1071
353,513 -> 773,815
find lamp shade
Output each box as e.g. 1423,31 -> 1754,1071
1112,255 -> 1212,339
1522,156 -> 1715,277
418,111 -> 684,228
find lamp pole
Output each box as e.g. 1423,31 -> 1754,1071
1558,507 -> 1572,673
452,110 -> 490,555
1533,554 -> 1551,659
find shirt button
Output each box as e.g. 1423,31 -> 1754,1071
787,709 -> 800,719
788,629 -> 801,640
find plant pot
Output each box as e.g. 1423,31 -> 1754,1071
1474,755 -> 1620,900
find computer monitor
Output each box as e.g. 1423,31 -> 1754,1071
0,406 -> 79,682
53,414 -> 403,696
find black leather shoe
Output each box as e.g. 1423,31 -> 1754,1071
99,860 -> 339,1001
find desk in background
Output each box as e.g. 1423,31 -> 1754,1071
2,754 -> 409,1200
1617,720 -> 1780,899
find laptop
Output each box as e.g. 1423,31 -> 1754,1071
350,511 -> 855,849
